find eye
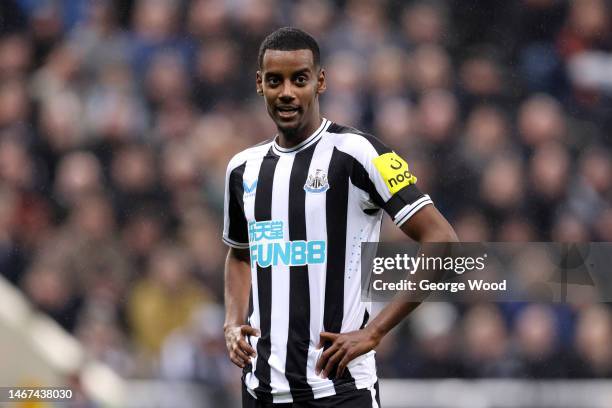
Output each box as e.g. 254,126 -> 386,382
267,77 -> 280,86
295,75 -> 308,85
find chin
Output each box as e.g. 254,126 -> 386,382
276,120 -> 301,134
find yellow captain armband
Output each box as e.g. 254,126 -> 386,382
373,152 -> 417,195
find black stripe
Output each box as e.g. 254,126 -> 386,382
324,148 -> 357,391
383,184 -> 426,218
253,148 -> 279,402
338,147 -> 427,220
394,196 -> 432,226
326,122 -> 391,155
248,290 -> 253,324
346,155 -> 385,208
359,309 -> 370,330
328,121 -> 427,220
374,381 -> 381,406
285,143 -> 317,401
228,162 -> 248,244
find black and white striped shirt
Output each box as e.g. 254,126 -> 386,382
222,118 -> 433,403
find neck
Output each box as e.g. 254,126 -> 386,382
276,116 -> 323,149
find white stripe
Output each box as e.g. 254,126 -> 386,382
393,195 -> 432,224
330,133 -> 393,202
222,159 -> 240,246
370,383 -> 379,408
393,195 -> 430,224
342,183 -> 379,333
222,142 -> 273,248
269,154 -> 293,401
304,137 -> 336,398
394,196 -> 433,226
340,180 -> 379,391
350,350 -> 377,389
222,236 -> 249,248
242,154 -> 266,392
327,132 -> 380,392
272,118 -> 329,154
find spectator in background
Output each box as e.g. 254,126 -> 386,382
0,33 -> 32,80
453,211 -> 492,242
54,151 -> 103,210
121,207 -> 165,271
160,304 -> 238,405
405,303 -> 464,378
128,245 -> 211,359
110,143 -> 165,222
462,304 -> 522,377
321,50 -> 366,125
399,1 -> 448,47
58,194 -> 131,308
408,44 -> 452,95
0,79 -> 29,129
514,304 -> 568,378
573,304 -> 612,377
526,141 -> 571,235
0,187 -> 20,282
22,257 -> 81,332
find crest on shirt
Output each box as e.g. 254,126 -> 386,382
304,169 -> 329,193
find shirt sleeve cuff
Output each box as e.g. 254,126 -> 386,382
393,195 -> 434,227
222,236 -> 250,249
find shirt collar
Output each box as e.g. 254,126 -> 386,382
271,118 -> 329,155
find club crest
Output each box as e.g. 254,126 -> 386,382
304,169 -> 329,193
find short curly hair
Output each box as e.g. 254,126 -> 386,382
258,27 -> 320,69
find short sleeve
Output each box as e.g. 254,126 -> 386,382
222,160 -> 250,248
349,134 -> 433,227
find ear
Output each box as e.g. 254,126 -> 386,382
256,71 -> 263,95
316,68 -> 327,95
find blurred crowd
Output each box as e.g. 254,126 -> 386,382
0,0 -> 611,398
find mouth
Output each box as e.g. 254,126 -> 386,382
276,105 -> 300,119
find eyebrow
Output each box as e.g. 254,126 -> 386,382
264,67 -> 312,77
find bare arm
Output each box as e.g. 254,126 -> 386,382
316,204 -> 458,378
224,247 -> 259,368
398,203 -> 458,243
224,247 -> 252,328
364,204 -> 458,342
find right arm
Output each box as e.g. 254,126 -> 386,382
224,247 -> 258,368
222,156 -> 258,368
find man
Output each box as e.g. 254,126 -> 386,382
223,27 -> 457,407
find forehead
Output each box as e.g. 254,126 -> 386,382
261,49 -> 316,73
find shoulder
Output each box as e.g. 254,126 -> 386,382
325,121 -> 390,157
226,139 -> 273,172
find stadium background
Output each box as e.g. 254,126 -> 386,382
0,0 -> 611,406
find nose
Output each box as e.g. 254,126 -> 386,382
279,79 -> 295,102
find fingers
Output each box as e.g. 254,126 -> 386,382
241,325 -> 260,337
318,331 -> 338,344
230,339 -> 258,368
238,337 -> 256,357
322,348 -> 344,378
226,325 -> 259,368
230,346 -> 251,368
315,341 -> 339,375
230,356 -> 245,368
336,353 -> 353,378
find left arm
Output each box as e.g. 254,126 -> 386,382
316,204 -> 458,378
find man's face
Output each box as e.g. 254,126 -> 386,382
256,49 -> 326,135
